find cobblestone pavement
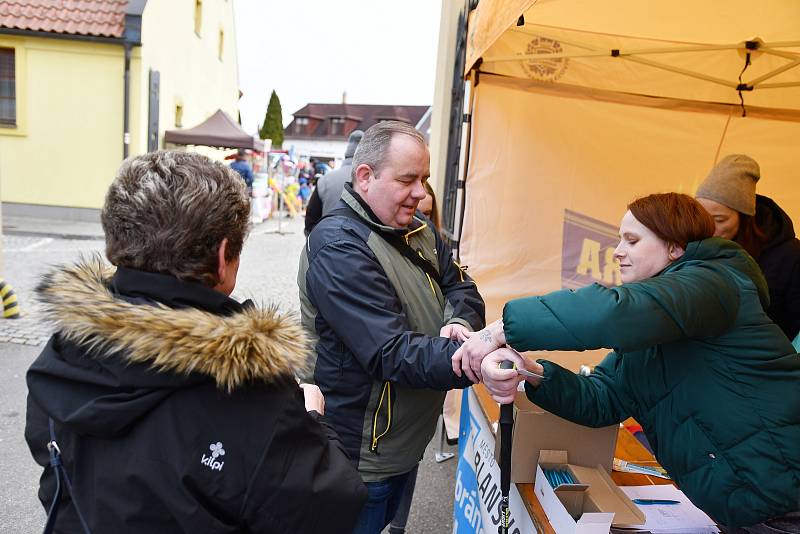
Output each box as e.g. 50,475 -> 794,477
0,218 -> 307,346
1,234 -> 105,346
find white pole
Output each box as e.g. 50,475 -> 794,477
277,161 -> 284,234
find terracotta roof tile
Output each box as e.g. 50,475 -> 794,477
0,0 -> 128,38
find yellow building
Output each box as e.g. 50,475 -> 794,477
0,0 -> 240,217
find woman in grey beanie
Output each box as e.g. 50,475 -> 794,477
696,154 -> 800,340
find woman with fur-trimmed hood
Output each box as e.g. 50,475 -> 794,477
25,151 -> 367,533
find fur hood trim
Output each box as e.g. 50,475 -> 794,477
36,257 -> 311,392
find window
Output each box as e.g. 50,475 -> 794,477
0,48 -> 15,127
218,28 -> 224,60
295,117 -> 309,134
330,117 -> 345,136
194,0 -> 202,36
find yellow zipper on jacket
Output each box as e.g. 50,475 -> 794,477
370,381 -> 393,452
404,224 -> 437,297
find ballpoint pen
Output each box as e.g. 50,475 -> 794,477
496,360 -> 545,379
515,366 -> 545,380
632,498 -> 680,505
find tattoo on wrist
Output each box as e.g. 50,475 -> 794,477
479,330 -> 493,345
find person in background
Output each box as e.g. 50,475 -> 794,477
695,154 -> 800,341
418,181 -> 440,229
304,130 -> 364,236
298,177 -> 312,212
457,192 -> 800,532
26,151 -> 367,533
229,148 -> 254,190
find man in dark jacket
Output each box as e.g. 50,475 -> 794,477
304,129 -> 363,236
298,121 -> 485,533
26,151 -> 366,533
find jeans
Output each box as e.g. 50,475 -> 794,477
387,465 -> 419,534
720,512 -> 800,533
351,470 -> 414,534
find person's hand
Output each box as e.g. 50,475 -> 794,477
440,323 -> 471,342
299,383 -> 325,415
452,319 -> 507,383
480,347 -> 529,404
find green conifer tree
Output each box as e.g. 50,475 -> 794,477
259,90 -> 284,148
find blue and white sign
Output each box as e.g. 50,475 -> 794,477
453,388 -> 535,534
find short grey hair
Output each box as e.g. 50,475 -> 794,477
101,150 -> 250,287
351,121 -> 425,180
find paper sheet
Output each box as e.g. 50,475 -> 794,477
617,486 -> 719,534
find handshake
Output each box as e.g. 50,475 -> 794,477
443,320 -> 545,405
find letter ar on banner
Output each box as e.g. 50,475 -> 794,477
453,388 -> 535,534
561,209 -> 621,290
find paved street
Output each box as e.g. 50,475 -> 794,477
0,215 -> 457,533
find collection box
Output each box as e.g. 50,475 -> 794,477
494,395 -> 619,483
533,450 -> 645,534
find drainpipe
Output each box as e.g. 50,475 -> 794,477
122,0 -> 147,160
123,42 -> 132,158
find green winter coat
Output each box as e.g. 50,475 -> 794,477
503,238 -> 800,528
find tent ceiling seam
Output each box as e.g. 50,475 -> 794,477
509,27 -> 598,51
517,22 -> 800,50
485,43 -> 800,64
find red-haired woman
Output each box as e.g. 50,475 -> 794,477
453,193 -> 800,532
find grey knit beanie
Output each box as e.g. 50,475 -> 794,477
344,130 -> 364,159
696,154 -> 760,216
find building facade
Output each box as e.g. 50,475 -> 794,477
284,103 -> 430,162
0,0 -> 239,215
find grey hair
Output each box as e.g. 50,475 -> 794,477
351,121 -> 425,180
101,150 -> 250,287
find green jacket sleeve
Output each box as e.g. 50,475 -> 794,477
526,351 -> 630,428
503,263 -> 740,353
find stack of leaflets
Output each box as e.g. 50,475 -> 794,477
613,458 -> 671,480
611,485 -> 719,534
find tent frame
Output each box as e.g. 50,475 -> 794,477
483,29 -> 800,90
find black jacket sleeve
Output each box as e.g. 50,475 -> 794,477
433,227 -> 486,330
306,238 -> 474,390
304,188 -> 323,237
242,388 -> 367,533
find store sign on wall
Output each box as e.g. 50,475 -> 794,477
561,210 -> 622,290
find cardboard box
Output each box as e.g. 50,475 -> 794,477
494,394 -> 619,483
534,450 -> 646,534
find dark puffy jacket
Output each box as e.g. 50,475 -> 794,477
298,186 -> 484,482
503,238 -> 800,528
26,261 -> 366,533
755,194 -> 800,339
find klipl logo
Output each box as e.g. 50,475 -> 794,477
201,441 -> 225,472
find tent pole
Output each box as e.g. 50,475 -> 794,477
749,58 -> 800,87
485,44 -> 741,63
441,1 -> 471,248
759,81 -> 800,89
453,75 -> 477,260
621,55 -> 737,88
